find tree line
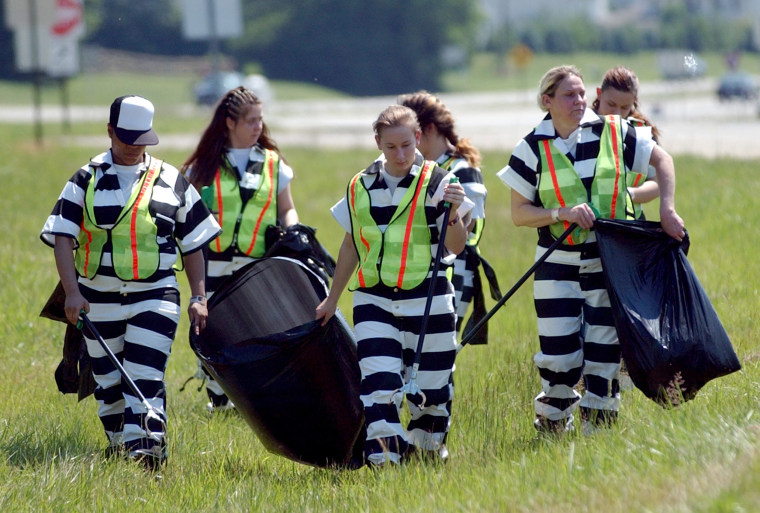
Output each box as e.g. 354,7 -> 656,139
0,0 -> 755,95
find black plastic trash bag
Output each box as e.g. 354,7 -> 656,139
190,257 -> 364,467
595,219 -> 740,406
264,223 -> 336,282
40,281 -> 97,401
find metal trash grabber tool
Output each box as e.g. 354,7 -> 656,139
391,177 -> 459,409
78,311 -> 166,442
459,222 -> 578,348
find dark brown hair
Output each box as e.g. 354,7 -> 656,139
181,86 -> 282,189
592,66 -> 660,143
398,90 -> 481,167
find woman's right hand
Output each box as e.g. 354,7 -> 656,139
65,292 -> 89,326
560,203 -> 597,229
315,296 -> 337,327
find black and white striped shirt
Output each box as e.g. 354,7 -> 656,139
497,108 -> 655,246
41,150 -> 221,293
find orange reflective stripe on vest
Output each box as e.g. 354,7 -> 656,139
78,222 -> 94,277
607,115 -> 622,219
349,172 -> 371,288
243,153 -> 276,255
128,162 -> 158,279
542,139 -> 577,245
396,160 -> 431,288
213,171 -> 224,253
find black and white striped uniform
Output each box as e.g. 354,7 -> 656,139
193,145 -> 294,405
497,109 -> 655,424
41,150 -> 221,455
436,152 -> 487,330
331,153 -> 473,465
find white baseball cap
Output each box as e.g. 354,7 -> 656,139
109,95 -> 159,146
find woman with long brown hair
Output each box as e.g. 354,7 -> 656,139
592,66 -> 660,219
182,86 -> 299,412
398,91 -> 494,339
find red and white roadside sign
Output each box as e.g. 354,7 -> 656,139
5,0 -> 85,76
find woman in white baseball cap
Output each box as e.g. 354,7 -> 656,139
41,94 -> 221,471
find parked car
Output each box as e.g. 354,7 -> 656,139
193,71 -> 274,106
193,71 -> 245,106
717,72 -> 759,101
243,74 -> 274,105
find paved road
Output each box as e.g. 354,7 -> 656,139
3,78 -> 758,158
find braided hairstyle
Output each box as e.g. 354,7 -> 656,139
592,66 -> 661,143
182,86 -> 282,189
398,90 -> 481,168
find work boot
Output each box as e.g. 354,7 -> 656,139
404,444 -> 449,465
580,407 -> 617,435
206,397 -> 235,413
534,415 -> 574,435
128,445 -> 166,472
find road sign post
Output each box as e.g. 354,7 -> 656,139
4,0 -> 84,142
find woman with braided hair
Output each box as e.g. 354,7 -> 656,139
182,86 -> 299,412
398,91 -> 494,339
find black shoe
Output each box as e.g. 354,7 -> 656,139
102,444 -> 124,459
580,407 -> 617,435
534,416 -> 574,435
404,444 -> 449,464
128,446 -> 166,472
337,455 -> 366,471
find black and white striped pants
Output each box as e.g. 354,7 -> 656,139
81,285 -> 179,453
532,242 -> 621,422
450,245 -> 478,331
354,279 -> 457,465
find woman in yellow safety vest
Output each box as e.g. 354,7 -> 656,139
592,66 -> 661,220
41,95 -> 221,471
182,86 -> 299,412
497,66 -> 685,435
398,90 -> 497,340
316,105 -> 471,467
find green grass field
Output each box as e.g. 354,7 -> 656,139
1,118 -> 758,512
1,54 -> 760,511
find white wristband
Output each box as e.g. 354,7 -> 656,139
189,295 -> 206,304
551,208 -> 560,223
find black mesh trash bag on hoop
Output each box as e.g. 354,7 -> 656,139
190,257 -> 364,467
594,219 -> 740,406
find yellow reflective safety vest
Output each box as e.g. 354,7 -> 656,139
537,115 -> 628,245
208,149 -> 279,257
348,160 -> 436,291
75,158 -> 162,280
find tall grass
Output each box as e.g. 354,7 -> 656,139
1,125 -> 758,513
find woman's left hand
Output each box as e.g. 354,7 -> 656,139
188,302 -> 208,335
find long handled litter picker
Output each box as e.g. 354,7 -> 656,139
459,222 -> 579,348
391,177 -> 459,409
78,311 -> 166,442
